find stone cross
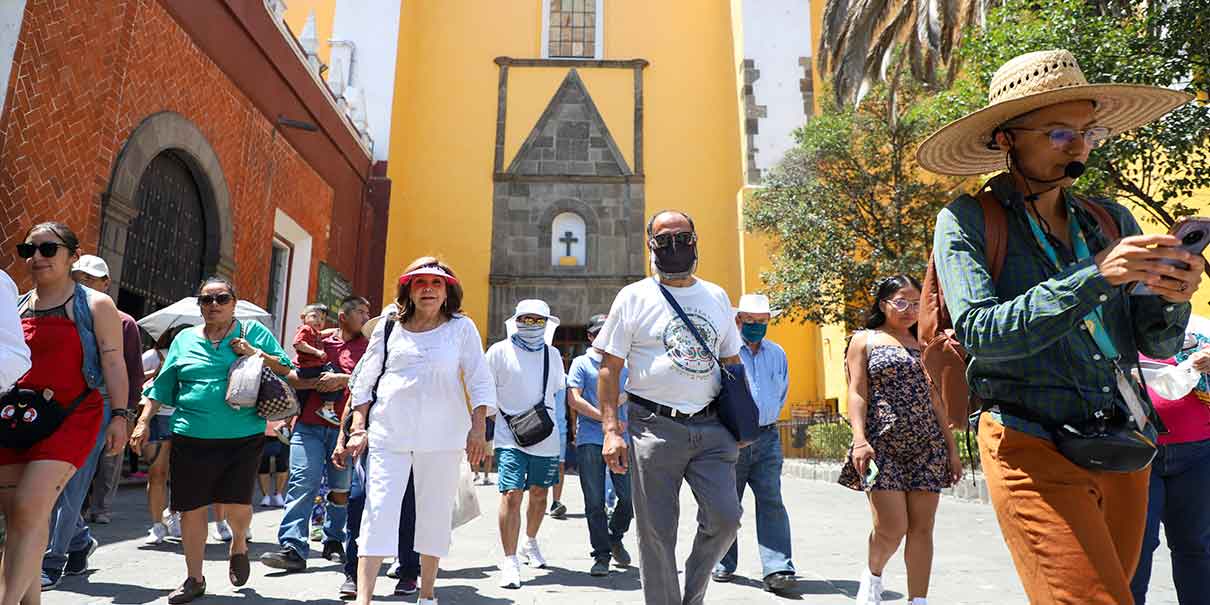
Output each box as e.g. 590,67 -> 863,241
560,230 -> 579,257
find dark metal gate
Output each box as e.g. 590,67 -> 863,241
117,152 -> 208,319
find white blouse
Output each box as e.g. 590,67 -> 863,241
349,315 -> 497,453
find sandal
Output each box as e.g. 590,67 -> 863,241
229,552 -> 250,587
168,576 -> 206,604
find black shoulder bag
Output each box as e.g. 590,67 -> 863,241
499,347 -> 556,447
655,281 -> 760,446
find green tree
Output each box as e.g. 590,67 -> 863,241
955,0 -> 1210,227
745,74 -> 967,328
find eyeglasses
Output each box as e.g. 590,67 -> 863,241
885,299 -> 920,312
649,231 -> 697,250
1008,126 -> 1110,150
17,242 -> 72,259
198,293 -> 234,306
516,316 -> 547,327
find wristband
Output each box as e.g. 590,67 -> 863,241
348,429 -> 367,438
110,408 -> 132,420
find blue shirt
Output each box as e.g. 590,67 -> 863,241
567,351 -> 629,446
739,338 -> 789,427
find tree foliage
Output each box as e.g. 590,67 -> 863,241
745,74 -> 966,328
954,0 -> 1210,227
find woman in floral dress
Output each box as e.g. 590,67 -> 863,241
840,275 -> 962,605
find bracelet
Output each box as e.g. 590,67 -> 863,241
851,441 -> 870,448
348,429 -> 367,438
110,408 -> 132,420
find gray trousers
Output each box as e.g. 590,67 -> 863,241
88,452 -> 123,516
628,407 -> 741,605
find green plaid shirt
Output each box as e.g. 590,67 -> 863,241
933,174 -> 1191,438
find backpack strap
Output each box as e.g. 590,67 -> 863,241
1071,195 -> 1122,242
975,192 -> 1009,282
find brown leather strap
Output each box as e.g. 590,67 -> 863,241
975,192 -> 1008,282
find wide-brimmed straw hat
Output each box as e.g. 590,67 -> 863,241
917,49 -> 1193,176
361,303 -> 398,338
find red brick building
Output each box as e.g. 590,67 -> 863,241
0,0 -> 390,339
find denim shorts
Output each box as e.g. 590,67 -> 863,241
495,447 -> 560,493
148,414 -> 173,442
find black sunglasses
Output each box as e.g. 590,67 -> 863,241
198,293 -> 234,306
649,231 -> 697,250
17,242 -> 73,259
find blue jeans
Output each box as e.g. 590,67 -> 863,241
43,405 -> 108,573
716,427 -> 794,577
577,444 -> 633,560
277,423 -> 352,557
344,453 -> 420,580
1131,438 -> 1210,605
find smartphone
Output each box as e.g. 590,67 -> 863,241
1131,217 -> 1210,296
863,460 -> 879,490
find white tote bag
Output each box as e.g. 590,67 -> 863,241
225,352 -> 263,409
451,455 -> 481,530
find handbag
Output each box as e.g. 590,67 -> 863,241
0,387 -> 93,449
226,323 -> 262,409
256,365 -> 299,421
499,346 -> 556,447
655,281 -> 760,446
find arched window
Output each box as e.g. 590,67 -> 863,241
551,212 -> 587,266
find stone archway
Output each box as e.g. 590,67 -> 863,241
99,112 -> 234,308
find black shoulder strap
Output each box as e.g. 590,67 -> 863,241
654,279 -> 724,374
541,345 -> 551,407
370,318 -> 395,405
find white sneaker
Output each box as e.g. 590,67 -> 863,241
164,511 -> 181,538
498,556 -> 522,589
418,599 -> 438,605
909,599 -> 927,605
213,520 -> 233,542
317,406 -> 341,425
855,567 -> 884,604
260,495 -> 272,507
521,538 -> 547,569
271,494 -> 286,508
146,522 -> 168,544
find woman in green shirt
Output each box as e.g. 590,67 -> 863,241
132,276 -> 294,604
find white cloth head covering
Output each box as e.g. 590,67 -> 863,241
504,299 -> 560,344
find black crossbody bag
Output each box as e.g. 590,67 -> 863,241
0,387 -> 94,449
499,346 -> 555,447
654,281 -> 760,446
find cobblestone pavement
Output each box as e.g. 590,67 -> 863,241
38,472 -> 1175,604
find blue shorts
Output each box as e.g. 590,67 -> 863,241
149,414 -> 173,442
495,448 -> 560,493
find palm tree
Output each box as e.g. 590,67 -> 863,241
818,0 -> 994,107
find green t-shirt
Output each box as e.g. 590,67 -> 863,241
144,319 -> 294,440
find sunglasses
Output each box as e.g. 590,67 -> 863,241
1008,126 -> 1110,150
17,242 -> 73,259
885,299 -> 920,312
516,316 -> 547,327
649,231 -> 697,250
198,293 -> 234,306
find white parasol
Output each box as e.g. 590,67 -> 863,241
137,297 -> 273,341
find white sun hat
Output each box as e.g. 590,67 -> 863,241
916,49 -> 1192,176
733,293 -> 781,317
361,303 -> 399,339
504,299 -> 560,344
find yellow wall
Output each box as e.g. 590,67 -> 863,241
385,0 -> 748,333
1136,186 -> 1210,313
285,0 -> 335,66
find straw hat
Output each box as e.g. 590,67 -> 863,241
917,49 -> 1193,176
733,294 -> 782,317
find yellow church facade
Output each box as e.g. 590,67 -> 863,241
286,0 -> 837,419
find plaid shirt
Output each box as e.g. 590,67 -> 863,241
933,173 -> 1191,438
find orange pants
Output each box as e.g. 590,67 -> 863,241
977,414 -> 1149,604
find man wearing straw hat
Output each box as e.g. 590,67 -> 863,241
919,49 -> 1201,603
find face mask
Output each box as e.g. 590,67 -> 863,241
741,322 -> 767,344
650,242 -> 697,280
511,324 -> 546,351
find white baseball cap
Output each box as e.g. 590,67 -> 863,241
71,255 -> 110,279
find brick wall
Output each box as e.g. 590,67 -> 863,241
0,0 -> 334,307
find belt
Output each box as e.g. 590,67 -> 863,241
628,394 -> 716,420
759,423 -> 778,432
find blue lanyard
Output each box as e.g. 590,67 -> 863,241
1024,204 -> 1121,361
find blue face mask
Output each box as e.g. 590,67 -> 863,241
741,322 -> 767,344
512,324 -> 546,351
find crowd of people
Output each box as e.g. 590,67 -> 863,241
0,47 -> 1207,605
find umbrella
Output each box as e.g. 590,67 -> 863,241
137,297 -> 274,340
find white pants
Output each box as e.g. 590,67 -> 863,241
360,448 -> 462,558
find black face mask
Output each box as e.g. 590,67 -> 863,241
651,242 -> 697,279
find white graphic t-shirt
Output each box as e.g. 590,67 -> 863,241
593,277 -> 741,414
485,340 -> 566,458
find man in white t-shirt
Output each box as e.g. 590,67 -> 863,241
485,299 -> 567,590
594,210 -> 745,605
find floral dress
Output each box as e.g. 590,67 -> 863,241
839,342 -> 951,492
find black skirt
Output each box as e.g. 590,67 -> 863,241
169,433 -> 264,512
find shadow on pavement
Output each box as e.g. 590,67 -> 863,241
45,578 -> 165,605
520,564 -> 642,591
431,584 -> 515,604
828,578 -> 903,600
235,587 -> 347,604
441,565 -> 495,580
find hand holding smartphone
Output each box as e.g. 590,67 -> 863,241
1130,217 -> 1210,296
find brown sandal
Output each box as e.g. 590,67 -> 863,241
168,576 -> 205,604
229,552 -> 250,586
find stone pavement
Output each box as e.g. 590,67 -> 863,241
40,471 -> 1177,604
